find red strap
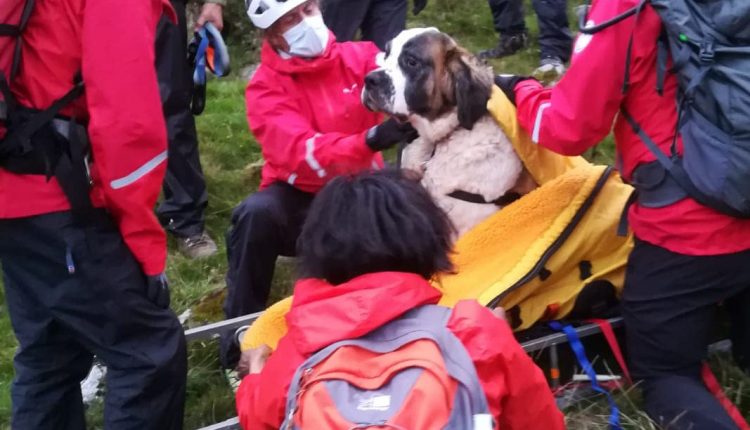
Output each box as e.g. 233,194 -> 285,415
588,319 -> 632,385
702,362 -> 750,430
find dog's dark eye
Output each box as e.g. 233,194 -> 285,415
404,56 -> 419,68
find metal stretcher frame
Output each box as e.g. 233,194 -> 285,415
188,316 -> 625,430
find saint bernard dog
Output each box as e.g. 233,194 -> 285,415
362,27 -> 537,237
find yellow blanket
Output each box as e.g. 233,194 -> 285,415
242,88 -> 634,351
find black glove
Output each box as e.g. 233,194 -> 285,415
413,0 -> 428,15
494,74 -> 533,106
146,273 -> 171,309
366,118 -> 419,152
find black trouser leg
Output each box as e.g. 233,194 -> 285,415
4,273 -> 93,430
360,0 -> 408,50
0,211 -> 187,430
322,0 -> 373,44
220,182 -> 314,368
155,0 -> 208,238
487,0 -> 526,35
726,287 -> 750,373
531,0 -> 573,61
623,239 -> 750,430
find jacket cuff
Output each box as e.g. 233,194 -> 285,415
204,0 -> 226,6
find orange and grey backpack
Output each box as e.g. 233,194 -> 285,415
1,0 -> 91,222
280,305 -> 494,430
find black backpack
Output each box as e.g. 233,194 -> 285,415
580,0 -> 750,218
1,0 -> 92,222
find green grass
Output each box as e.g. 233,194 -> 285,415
0,0 -> 746,428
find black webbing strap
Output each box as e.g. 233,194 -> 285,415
617,189 -> 636,237
578,0 -> 640,35
655,28 -> 669,95
0,24 -> 20,36
622,0 -> 649,94
11,0 -> 36,81
1,76 -> 84,157
53,118 -> 94,224
0,73 -> 11,121
447,189 -> 522,207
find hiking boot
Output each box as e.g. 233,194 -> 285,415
177,231 -> 218,259
478,32 -> 529,59
533,57 -> 566,85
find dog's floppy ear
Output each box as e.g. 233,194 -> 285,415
447,49 -> 493,130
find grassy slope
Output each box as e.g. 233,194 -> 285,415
0,0 -> 745,428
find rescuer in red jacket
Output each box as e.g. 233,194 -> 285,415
220,0 -> 418,369
0,0 -> 187,428
235,169 -> 565,430
496,0 -> 750,428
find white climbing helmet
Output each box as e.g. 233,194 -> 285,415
246,0 -> 309,29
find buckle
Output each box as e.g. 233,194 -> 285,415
699,40 -> 715,64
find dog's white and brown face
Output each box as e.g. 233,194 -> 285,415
362,27 -> 494,130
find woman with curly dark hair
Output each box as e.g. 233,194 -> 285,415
235,169 -> 563,430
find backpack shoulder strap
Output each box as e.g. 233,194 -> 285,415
655,27 -> 669,95
10,0 -> 36,81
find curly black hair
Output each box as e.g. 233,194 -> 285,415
297,169 -> 455,285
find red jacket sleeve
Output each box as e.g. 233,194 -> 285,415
246,76 -> 377,192
82,0 -> 174,275
448,301 -> 565,430
514,0 -> 634,156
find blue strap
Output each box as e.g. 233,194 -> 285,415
202,22 -> 230,77
193,30 -> 210,87
549,321 -> 623,430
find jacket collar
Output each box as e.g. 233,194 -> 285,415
285,272 -> 442,354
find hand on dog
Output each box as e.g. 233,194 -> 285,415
494,74 -> 534,106
366,118 -> 419,152
237,344 -> 272,378
413,0 -> 428,15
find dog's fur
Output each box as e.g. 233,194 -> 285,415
362,28 -> 536,236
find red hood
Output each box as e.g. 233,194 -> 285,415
260,31 -> 341,76
285,272 -> 442,354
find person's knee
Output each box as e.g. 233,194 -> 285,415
233,193 -> 281,228
230,193 -> 284,244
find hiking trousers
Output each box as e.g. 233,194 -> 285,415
623,238 -> 750,430
0,210 -> 187,430
487,0 -> 573,61
322,0 -> 407,50
155,0 -> 209,239
221,182 -> 315,367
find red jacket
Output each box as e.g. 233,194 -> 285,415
236,272 -> 565,430
0,0 -> 174,275
513,0 -> 750,256
246,35 -> 384,194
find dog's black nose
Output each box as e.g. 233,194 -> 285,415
365,71 -> 386,89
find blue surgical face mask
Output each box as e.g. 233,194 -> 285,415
279,14 -> 330,59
